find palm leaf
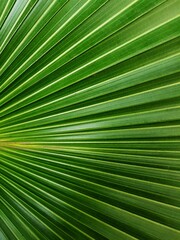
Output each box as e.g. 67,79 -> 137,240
0,0 -> 180,239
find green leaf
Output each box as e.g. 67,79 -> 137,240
0,1 -> 180,240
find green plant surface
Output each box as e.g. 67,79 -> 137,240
0,0 -> 180,239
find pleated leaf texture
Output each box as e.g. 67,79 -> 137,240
0,0 -> 180,239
